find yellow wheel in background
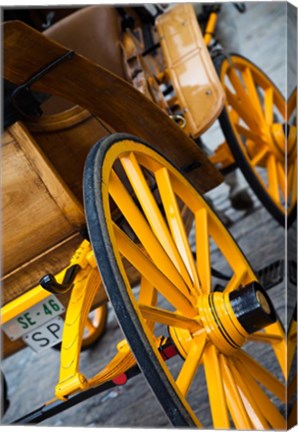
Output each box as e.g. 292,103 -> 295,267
215,54 -> 296,227
84,134 -> 286,429
81,303 -> 108,350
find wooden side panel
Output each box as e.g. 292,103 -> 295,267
28,110 -> 112,203
2,123 -> 85,276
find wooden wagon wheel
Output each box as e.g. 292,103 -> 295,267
84,133 -> 286,429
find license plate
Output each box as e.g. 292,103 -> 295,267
22,316 -> 64,352
2,295 -> 65,341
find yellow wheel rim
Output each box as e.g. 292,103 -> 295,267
85,135 -> 286,429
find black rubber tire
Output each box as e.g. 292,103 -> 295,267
1,371 -> 10,417
213,53 -> 295,227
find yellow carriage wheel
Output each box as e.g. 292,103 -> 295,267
84,134 -> 286,429
215,54 -> 296,227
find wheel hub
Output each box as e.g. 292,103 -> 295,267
169,282 -> 276,356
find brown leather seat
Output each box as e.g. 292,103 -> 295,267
42,6 -> 126,114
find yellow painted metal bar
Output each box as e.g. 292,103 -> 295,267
109,170 -> 194,304
203,344 -> 230,429
56,268 -> 102,398
175,334 -> 206,397
203,12 -> 218,46
120,153 -> 193,290
219,355 -> 252,430
113,223 -> 195,316
1,240 -> 94,324
195,208 -> 211,294
155,166 -> 200,293
1,285 -> 51,324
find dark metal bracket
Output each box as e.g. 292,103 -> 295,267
5,50 -> 75,127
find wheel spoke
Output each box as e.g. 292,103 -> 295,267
234,358 -> 286,429
85,318 -> 95,333
113,223 -> 195,316
248,330 -> 284,344
224,268 -> 248,294
120,153 -> 194,290
264,322 -> 287,378
234,123 -> 263,143
276,161 -> 286,199
241,66 -> 264,119
228,68 -> 258,119
155,166 -> 200,293
264,87 -> 274,125
109,170 -> 194,305
195,208 -> 211,294
139,304 -> 200,331
235,350 -> 286,401
139,276 -> 158,306
139,277 -> 158,331
228,360 -> 271,429
176,334 -> 206,397
219,355 -> 252,429
203,344 -> 230,429
267,154 -> 280,202
225,87 -> 260,132
250,146 -> 269,167
288,125 -> 297,155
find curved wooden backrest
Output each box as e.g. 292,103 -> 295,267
3,21 -> 222,195
42,6 -> 126,114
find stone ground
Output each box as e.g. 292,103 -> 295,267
1,2 -> 297,430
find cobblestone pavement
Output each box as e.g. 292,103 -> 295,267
2,2 -> 296,430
